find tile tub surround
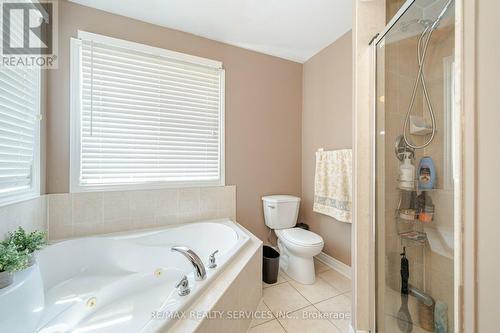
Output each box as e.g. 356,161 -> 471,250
0,189 -> 258,333
166,223 -> 263,333
253,259 -> 352,333
0,196 -> 47,239
47,186 -> 236,240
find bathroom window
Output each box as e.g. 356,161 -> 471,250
70,32 -> 225,192
0,65 -> 41,206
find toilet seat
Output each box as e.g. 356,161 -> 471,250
276,228 -> 324,247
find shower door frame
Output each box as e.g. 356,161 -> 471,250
369,0 -> 466,331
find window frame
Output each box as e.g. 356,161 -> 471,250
0,68 -> 41,207
69,31 -> 225,193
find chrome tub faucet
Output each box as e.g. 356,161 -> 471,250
171,246 -> 207,281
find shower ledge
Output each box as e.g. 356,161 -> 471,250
424,226 -> 454,260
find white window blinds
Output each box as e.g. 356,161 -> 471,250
71,32 -> 224,191
0,65 -> 40,203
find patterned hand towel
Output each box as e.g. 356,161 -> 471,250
313,149 -> 352,223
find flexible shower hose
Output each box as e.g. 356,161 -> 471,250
402,23 -> 436,149
402,0 -> 454,149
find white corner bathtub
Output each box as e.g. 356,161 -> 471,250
0,218 -> 250,333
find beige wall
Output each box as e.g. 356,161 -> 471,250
476,1 -> 500,331
46,0 -> 302,242
301,31 -> 352,265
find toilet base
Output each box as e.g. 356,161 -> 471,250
278,240 -> 317,285
283,254 -> 316,284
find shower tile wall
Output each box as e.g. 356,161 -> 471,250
422,21 -> 455,331
423,23 -> 455,186
383,30 -> 426,323
380,2 -> 455,331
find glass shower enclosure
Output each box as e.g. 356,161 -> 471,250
373,0 -> 458,332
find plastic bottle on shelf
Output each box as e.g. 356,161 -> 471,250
418,156 -> 436,190
399,152 -> 415,190
419,196 -> 435,223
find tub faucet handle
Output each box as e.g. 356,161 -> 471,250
175,275 -> 190,296
208,250 -> 219,269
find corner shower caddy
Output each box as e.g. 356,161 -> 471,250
395,181 -> 434,246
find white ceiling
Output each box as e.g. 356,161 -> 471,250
68,0 -> 352,63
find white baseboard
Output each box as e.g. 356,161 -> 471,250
315,251 -> 351,279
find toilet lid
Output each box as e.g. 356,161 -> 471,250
278,228 -> 324,247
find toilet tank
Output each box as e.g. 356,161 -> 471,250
262,195 -> 300,229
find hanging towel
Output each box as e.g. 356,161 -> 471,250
313,149 -> 352,223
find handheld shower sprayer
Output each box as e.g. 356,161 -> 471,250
402,0 -> 454,150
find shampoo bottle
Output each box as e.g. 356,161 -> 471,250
418,156 -> 436,190
399,152 -> 415,190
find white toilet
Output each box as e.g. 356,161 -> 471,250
262,195 -> 324,284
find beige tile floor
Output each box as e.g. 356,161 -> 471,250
248,259 -> 352,333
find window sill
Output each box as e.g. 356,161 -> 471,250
70,180 -> 225,193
